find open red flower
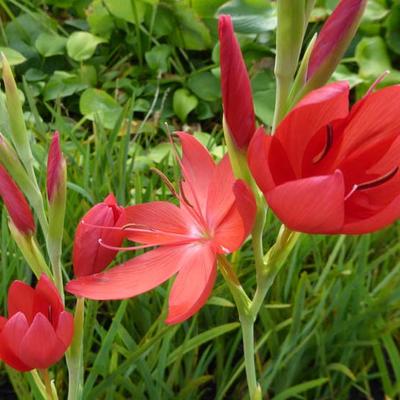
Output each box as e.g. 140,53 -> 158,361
0,274 -> 73,371
73,194 -> 124,277
249,81 -> 400,234
67,133 -> 256,324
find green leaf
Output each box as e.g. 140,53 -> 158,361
272,378 -> 329,400
173,88 -> 198,122
43,71 -> 88,100
0,47 -> 26,66
217,0 -> 277,34
35,32 -> 67,57
251,71 -> 276,126
87,0 -> 114,38
67,32 -> 106,61
145,44 -> 172,72
386,5 -> 400,55
187,71 -> 220,102
103,0 -> 146,24
79,88 -> 123,129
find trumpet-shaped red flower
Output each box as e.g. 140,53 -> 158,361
73,194 -> 124,277
0,165 -> 35,235
67,133 -> 256,324
0,275 -> 73,371
219,15 -> 255,149
249,81 -> 400,234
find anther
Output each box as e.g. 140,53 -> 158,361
356,166 -> 399,191
313,124 -> 334,164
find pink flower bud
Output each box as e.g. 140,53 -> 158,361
47,132 -> 66,202
0,165 -> 35,234
219,15 -> 256,149
306,0 -> 367,86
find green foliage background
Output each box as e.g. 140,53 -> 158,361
0,0 -> 400,399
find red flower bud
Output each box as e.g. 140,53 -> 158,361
0,165 -> 35,234
306,0 -> 367,85
73,194 -> 124,277
219,15 -> 256,149
47,132 -> 66,202
0,274 -> 73,371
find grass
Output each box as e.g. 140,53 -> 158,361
0,1 -> 399,399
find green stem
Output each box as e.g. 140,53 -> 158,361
40,369 -> 54,400
66,297 -> 85,400
240,314 -> 257,399
272,75 -> 291,132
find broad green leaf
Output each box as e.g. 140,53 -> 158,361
251,71 -> 275,126
217,0 -> 277,34
67,32 -> 106,61
145,44 -> 172,72
87,0 -> 114,38
43,71 -> 88,100
79,88 -> 123,129
103,0 -> 146,24
0,47 -> 26,66
386,5 -> 400,55
187,71 -> 220,101
173,88 -> 198,122
35,32 -> 67,57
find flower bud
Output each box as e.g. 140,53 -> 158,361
219,15 -> 255,150
0,164 -> 34,235
47,132 -> 66,203
305,0 -> 367,90
73,194 -> 124,277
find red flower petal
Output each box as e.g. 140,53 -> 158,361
337,86 -> 400,161
19,313 -> 66,369
124,202 -> 197,245
0,312 -> 30,371
34,274 -> 64,328
55,311 -> 74,348
0,165 -> 35,234
213,180 -> 256,253
66,245 -> 196,300
276,81 -> 349,175
165,243 -> 216,324
177,132 -> 215,215
219,15 -> 255,149
73,196 -> 124,277
266,170 -> 345,233
206,155 -> 236,229
7,281 -> 35,323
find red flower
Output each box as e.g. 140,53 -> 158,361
0,165 -> 35,234
67,133 -> 256,324
249,81 -> 400,234
219,15 -> 255,149
73,194 -> 124,277
306,0 -> 366,85
0,274 -> 73,371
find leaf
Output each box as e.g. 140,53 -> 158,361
272,378 -> 329,400
79,88 -> 123,129
0,47 -> 26,66
67,32 -> 106,61
103,0 -> 146,24
251,71 -> 276,126
43,71 -> 88,100
217,0 -> 277,34
187,71 -> 220,102
173,88 -> 198,122
35,32 -> 67,57
87,0 -> 114,38
145,44 -> 172,72
385,5 -> 400,55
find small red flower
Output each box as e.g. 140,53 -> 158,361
67,133 -> 256,324
219,15 -> 256,149
0,165 -> 35,234
73,194 -> 124,277
0,275 -> 73,371
249,81 -> 400,234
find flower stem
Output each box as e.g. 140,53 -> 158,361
240,314 -> 257,399
66,297 -> 85,400
40,369 -> 55,400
